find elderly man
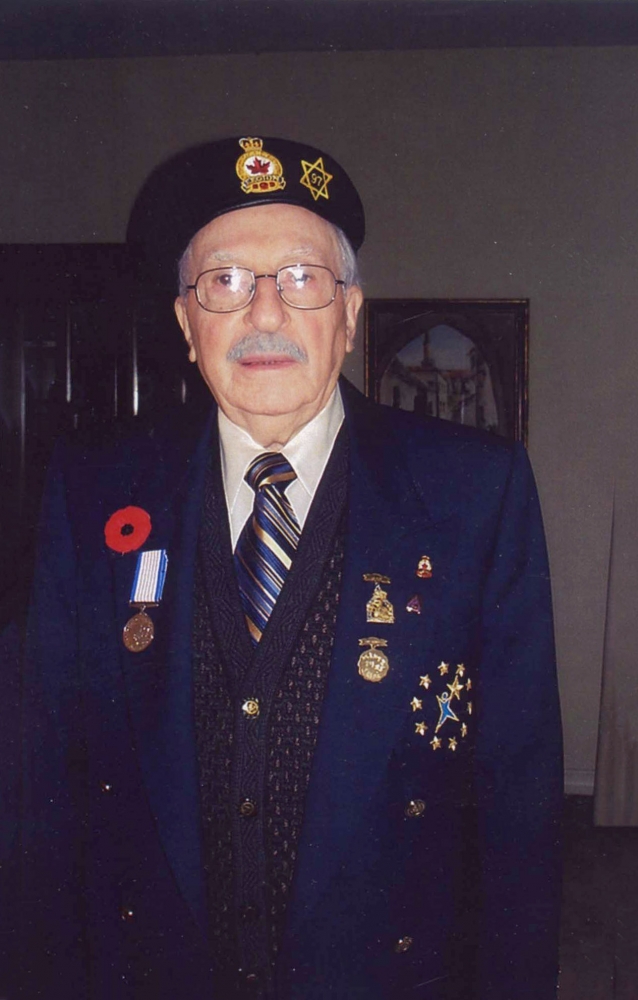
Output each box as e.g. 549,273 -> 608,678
19,137 -> 562,1000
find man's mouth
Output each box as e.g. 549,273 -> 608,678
237,354 -> 298,369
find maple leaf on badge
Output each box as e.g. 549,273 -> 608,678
247,157 -> 270,174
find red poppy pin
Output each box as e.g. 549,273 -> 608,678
104,506 -> 152,554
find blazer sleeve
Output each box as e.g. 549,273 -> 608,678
473,441 -> 563,999
17,444 -> 91,996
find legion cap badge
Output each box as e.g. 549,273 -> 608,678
236,137 -> 286,195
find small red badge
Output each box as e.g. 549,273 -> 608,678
104,506 -> 152,554
416,555 -> 433,579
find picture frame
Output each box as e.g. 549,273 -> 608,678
364,298 -> 529,443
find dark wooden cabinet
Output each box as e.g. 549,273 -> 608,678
0,245 -> 196,612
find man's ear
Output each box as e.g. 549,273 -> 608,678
174,297 -> 197,363
344,285 -> 364,354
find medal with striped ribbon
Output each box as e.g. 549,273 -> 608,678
234,452 -> 301,645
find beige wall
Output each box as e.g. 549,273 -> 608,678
3,46 -> 636,793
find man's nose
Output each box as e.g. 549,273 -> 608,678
246,274 -> 287,331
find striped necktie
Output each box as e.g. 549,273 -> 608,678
234,452 -> 301,645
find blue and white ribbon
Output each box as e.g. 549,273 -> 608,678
130,549 -> 168,606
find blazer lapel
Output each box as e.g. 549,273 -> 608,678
110,403 -> 216,933
284,382 -> 452,932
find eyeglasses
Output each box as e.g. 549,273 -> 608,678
186,264 -> 345,313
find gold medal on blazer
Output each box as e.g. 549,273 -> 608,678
357,637 -> 390,682
363,573 -> 395,624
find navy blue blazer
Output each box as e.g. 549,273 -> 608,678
18,379 -> 562,999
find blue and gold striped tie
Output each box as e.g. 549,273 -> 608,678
234,452 -> 301,645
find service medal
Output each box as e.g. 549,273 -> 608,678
357,636 -> 390,683
122,548 -> 168,653
123,610 -> 155,652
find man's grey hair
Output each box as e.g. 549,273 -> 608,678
177,220 -> 361,297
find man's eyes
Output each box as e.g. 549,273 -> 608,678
284,267 -> 314,285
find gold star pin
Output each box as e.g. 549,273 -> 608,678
466,677 -> 472,691
456,663 -> 465,676
415,721 -> 428,736
430,736 -> 442,750
467,701 -> 473,715
300,156 -> 333,201
461,723 -> 468,738
419,674 -> 431,689
448,737 -> 458,751
410,697 -> 423,712
438,662 -> 449,676
447,675 -> 465,701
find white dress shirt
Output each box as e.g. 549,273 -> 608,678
218,387 -> 345,551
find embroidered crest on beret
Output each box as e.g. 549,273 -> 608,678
235,137 -> 286,195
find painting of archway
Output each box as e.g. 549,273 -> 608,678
364,299 -> 528,442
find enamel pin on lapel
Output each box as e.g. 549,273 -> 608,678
363,573 -> 395,624
416,555 -> 433,579
358,637 -> 390,682
123,549 -> 168,653
410,662 -> 473,750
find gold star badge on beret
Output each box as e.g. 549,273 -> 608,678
300,156 -> 333,201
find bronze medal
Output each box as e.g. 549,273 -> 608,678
357,637 -> 390,683
123,610 -> 154,653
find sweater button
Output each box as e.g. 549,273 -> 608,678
394,935 -> 414,953
405,798 -> 426,818
239,799 -> 258,818
242,698 -> 260,718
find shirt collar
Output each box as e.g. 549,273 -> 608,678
218,386 -> 345,515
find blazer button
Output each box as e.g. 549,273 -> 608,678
245,971 -> 260,988
100,781 -> 113,794
405,798 -> 426,818
242,698 -> 260,718
394,935 -> 414,953
239,799 -> 258,818
120,907 -> 135,922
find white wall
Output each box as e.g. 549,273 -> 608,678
3,46 -> 637,792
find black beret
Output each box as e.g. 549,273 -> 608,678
126,136 -> 365,287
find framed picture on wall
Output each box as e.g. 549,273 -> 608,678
364,298 -> 529,443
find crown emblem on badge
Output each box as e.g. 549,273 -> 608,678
235,137 -> 286,195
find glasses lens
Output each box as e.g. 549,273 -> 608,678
278,265 -> 336,309
195,267 -> 253,312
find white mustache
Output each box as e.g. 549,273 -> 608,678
227,332 -> 308,363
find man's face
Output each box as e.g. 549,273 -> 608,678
174,203 -> 363,438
